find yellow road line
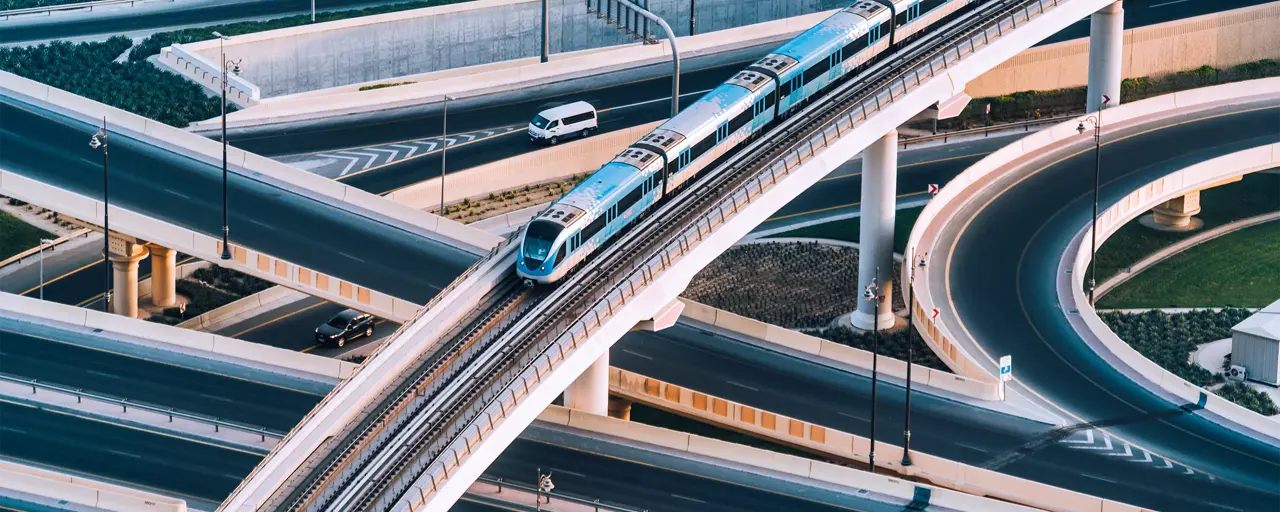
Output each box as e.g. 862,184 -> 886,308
230,300 -> 327,338
19,259 -> 100,296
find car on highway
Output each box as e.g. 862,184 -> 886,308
528,101 -> 597,145
315,309 -> 375,347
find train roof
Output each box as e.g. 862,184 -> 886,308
774,8 -> 878,62
653,83 -> 755,144
556,162 -> 639,216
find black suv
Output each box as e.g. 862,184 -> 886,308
315,309 -> 375,347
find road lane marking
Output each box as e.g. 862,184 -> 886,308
621,349 -> 653,360
318,153 -> 360,175
670,494 -> 708,504
229,300 -> 327,338
163,188 -> 192,200
392,144 -> 419,158
337,251 -> 367,263
343,150 -> 381,171
837,411 -> 868,422
726,380 -> 760,392
19,259 -> 102,296
765,190 -> 928,222
1149,0 -> 1190,8
548,467 -> 586,479
598,88 -> 713,112
368,147 -> 400,163
1080,473 -> 1117,484
954,441 -> 989,453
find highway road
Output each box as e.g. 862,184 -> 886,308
0,318 -> 322,431
941,101 -> 1280,509
0,96 -> 476,303
0,0 -> 402,44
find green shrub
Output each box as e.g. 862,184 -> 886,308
0,210 -> 53,260
359,81 -> 416,91
1213,382 -> 1279,416
174,280 -> 237,317
1101,308 -> 1253,387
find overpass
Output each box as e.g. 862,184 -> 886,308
221,1 -> 1153,510
0,73 -> 498,322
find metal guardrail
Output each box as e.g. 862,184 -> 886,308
900,115 -> 1073,147
476,476 -> 648,512
0,0 -> 165,19
0,372 -> 283,441
0,227 -> 90,270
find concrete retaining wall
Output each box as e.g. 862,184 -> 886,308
966,3 -> 1280,98
387,121 -> 661,208
177,285 -> 307,332
0,459 -> 186,512
1065,144 -> 1280,440
176,0 -> 842,98
677,299 -> 1001,400
0,291 -> 357,381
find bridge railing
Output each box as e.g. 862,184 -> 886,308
0,0 -> 160,19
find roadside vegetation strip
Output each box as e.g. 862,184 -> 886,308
934,59 -> 1280,131
1098,220 -> 1280,310
1,0 -> 93,10
0,209 -> 52,260
1095,172 -> 1280,283
1100,308 -> 1279,415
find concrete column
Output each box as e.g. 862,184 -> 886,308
1151,191 -> 1202,230
147,244 -> 177,307
1086,1 -> 1123,113
608,396 -> 633,420
109,243 -> 149,318
852,130 -> 898,331
564,350 -> 609,416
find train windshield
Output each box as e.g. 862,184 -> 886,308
523,220 -> 563,267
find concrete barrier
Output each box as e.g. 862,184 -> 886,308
0,228 -> 91,271
177,285 -> 306,331
903,77 -> 1280,381
1064,145 -> 1280,441
0,70 -> 501,256
201,10 -> 835,130
158,42 -> 261,108
0,291 -> 357,381
608,367 -> 1145,512
966,3 -> 1280,98
677,298 -> 998,400
387,121 -> 662,208
0,459 -> 186,512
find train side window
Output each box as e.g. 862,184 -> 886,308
554,244 -> 566,265
867,23 -> 881,45
908,2 -> 921,21
619,183 -> 643,212
716,121 -> 730,142
765,90 -> 777,108
583,215 -> 606,241
730,109 -> 752,132
678,148 -> 692,170
779,79 -> 792,97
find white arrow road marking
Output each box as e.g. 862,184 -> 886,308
1183,467 -> 1195,475
1158,457 -> 1174,469
318,153 -> 361,175
459,133 -> 476,142
1073,432 -> 1114,451
1128,449 -> 1152,463
444,137 -> 457,147
415,140 -> 438,152
391,144 -> 418,158
1062,430 -> 1095,444
1105,443 -> 1133,457
339,151 -> 381,171
369,147 -> 399,164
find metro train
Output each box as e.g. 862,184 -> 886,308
518,0 -> 976,285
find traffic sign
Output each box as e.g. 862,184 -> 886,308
999,355 -> 1013,382
1101,94 -> 1111,106
927,183 -> 939,195
931,308 -> 940,319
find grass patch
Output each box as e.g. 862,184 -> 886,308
359,81 -> 416,91
766,206 -> 922,253
2,0 -> 93,9
0,210 -> 52,260
1101,309 -> 1251,387
1095,173 -> 1280,283
1098,221 -> 1280,309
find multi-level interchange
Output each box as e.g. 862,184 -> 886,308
0,0 -> 1276,511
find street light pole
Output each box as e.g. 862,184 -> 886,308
903,252 -> 925,467
689,0 -> 696,35
864,272 -> 882,473
89,118 -> 110,313
38,238 -> 54,300
439,95 -> 456,216
311,0 -> 316,22
1077,98 -> 1107,305
214,32 -> 240,261
540,0 -> 549,63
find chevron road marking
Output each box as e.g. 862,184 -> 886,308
1061,429 -> 1095,444
369,147 -> 400,163
392,144 -> 419,158
344,151 -> 381,171
1128,449 -> 1152,463
1105,442 -> 1133,457
317,153 -> 360,175
415,140 -> 438,152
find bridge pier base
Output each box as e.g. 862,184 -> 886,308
851,130 -> 898,331
109,242 -> 149,318
564,350 -> 609,416
147,244 -> 177,307
1087,1 -> 1124,113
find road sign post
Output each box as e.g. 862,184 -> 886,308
998,355 -> 1012,401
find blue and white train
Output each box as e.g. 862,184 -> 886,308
518,0 -> 974,285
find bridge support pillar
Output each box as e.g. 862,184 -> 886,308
1087,1 -> 1124,113
147,244 -> 177,307
564,350 -> 609,416
109,242 -> 149,318
1150,191 -> 1203,231
608,396 -> 633,420
852,130 -> 898,331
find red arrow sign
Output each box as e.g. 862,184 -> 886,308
1101,94 -> 1111,105
927,184 -> 939,195
931,308 -> 940,319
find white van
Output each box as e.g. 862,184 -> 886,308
528,101 -> 597,145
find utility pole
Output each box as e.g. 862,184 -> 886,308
213,31 -> 240,261
89,118 -> 110,313
1077,95 -> 1109,305
864,272 -> 883,473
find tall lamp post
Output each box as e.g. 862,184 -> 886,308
1077,96 -> 1108,305
902,252 -> 926,467
38,238 -> 54,300
89,119 -> 110,313
440,94 -> 455,216
863,271 -> 883,473
213,31 -> 241,261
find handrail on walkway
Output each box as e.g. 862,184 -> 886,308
900,115 -> 1071,147
0,0 -> 157,19
0,372 -> 284,441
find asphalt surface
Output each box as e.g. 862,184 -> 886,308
0,0 -> 401,44
1043,0 -> 1270,43
942,101 -> 1280,510
0,323 -> 322,431
0,96 -> 476,304
212,294 -> 399,356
